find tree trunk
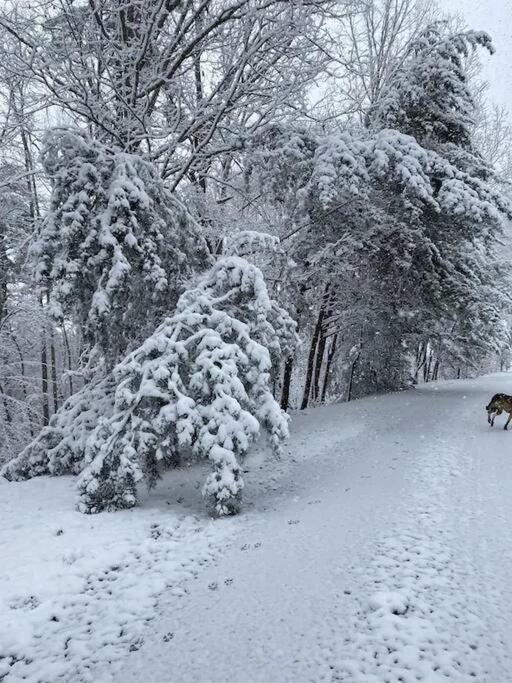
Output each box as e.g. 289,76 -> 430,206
414,341 -> 427,383
415,341 -> 423,367
425,351 -> 433,383
46,293 -> 60,414
0,382 -> 12,425
62,324 -> 74,397
312,329 -> 328,402
280,357 -> 293,412
347,345 -> 361,403
49,325 -> 60,414
39,296 -> 50,427
312,292 -> 336,403
40,337 -> 50,427
300,308 -> 325,410
301,285 -> 331,410
320,333 -> 338,403
433,359 -> 440,381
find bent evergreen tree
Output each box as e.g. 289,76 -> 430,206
3,127 -> 296,516
367,26 -> 494,148
77,254 -> 297,516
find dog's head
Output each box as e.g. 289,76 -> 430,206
486,394 -> 500,411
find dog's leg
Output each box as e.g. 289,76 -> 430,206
505,412 -> 512,430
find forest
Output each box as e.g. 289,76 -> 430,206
0,0 -> 511,516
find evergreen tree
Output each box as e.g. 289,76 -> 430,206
3,127 -> 210,484
367,26 -> 494,149
365,26 -> 511,384
307,127 -> 511,395
77,247 -> 297,515
34,128 -> 209,369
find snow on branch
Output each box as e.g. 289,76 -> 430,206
309,128 -> 512,222
2,377 -> 116,482
225,231 -> 281,258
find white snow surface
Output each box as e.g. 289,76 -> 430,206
2,373 -> 512,682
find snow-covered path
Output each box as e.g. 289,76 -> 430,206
2,374 -> 512,682
119,374 -> 512,683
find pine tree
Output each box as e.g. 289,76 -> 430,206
2,127 -> 211,482
367,25 -> 494,149
34,128 -> 209,369
365,26 -> 511,381
77,248 -> 297,515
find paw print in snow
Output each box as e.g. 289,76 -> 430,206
9,595 -> 40,611
129,636 -> 144,652
224,578 -> 233,586
287,519 -> 300,525
208,581 -> 218,591
369,591 -> 409,616
150,524 -> 162,539
163,632 -> 174,642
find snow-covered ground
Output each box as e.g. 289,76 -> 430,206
2,373 -> 512,682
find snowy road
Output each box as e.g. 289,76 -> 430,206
119,374 -> 512,683
2,374 -> 512,682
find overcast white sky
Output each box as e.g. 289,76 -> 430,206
450,0 -> 512,109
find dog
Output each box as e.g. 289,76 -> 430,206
486,393 -> 512,430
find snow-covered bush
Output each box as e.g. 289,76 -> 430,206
77,254 -> 297,516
